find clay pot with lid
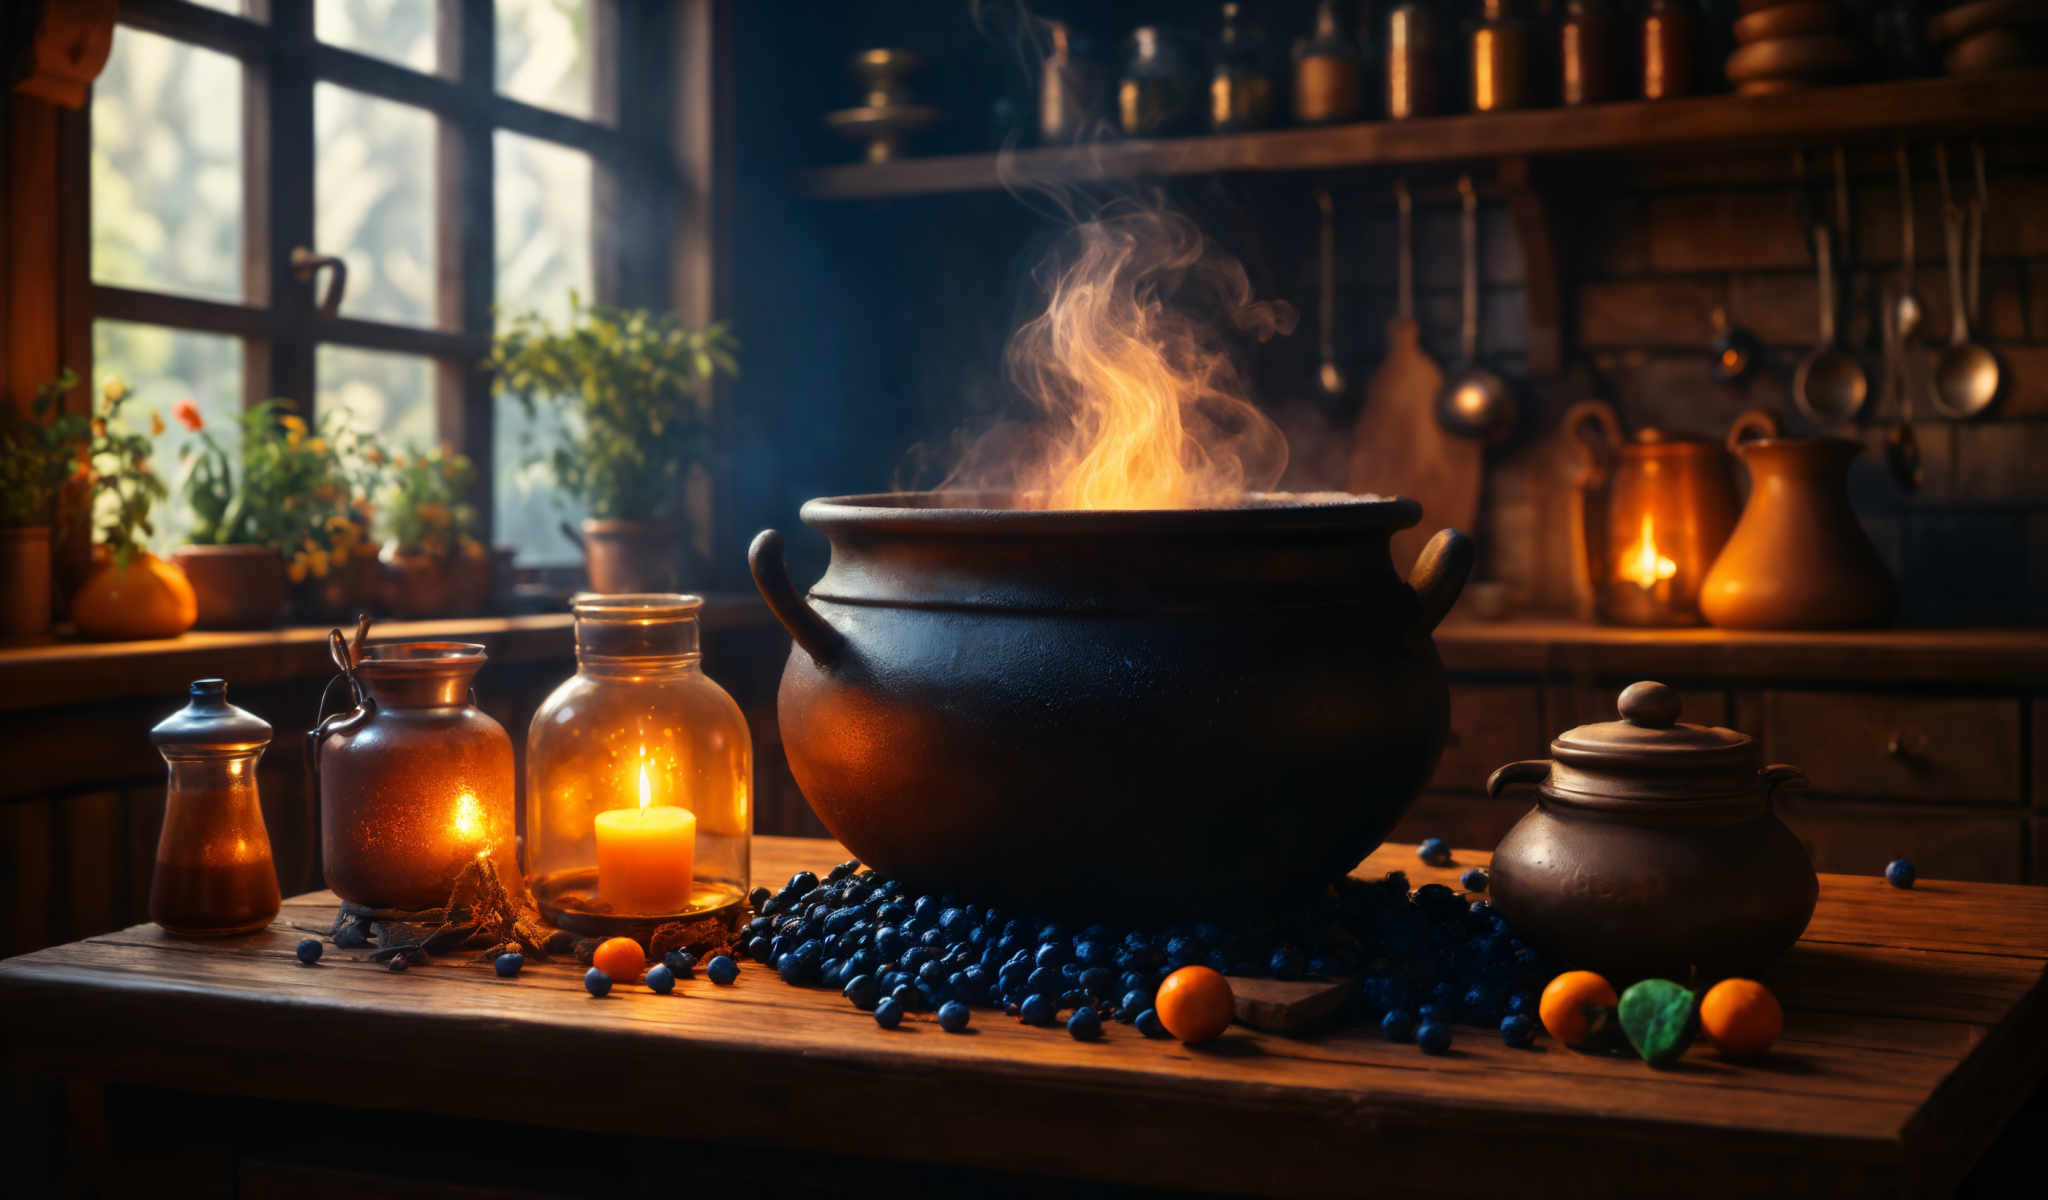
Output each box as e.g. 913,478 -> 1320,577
1487,681 -> 1817,981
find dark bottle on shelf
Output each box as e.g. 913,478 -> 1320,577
1039,20 -> 1108,145
1294,0 -> 1365,125
1385,1 -> 1441,119
1559,0 -> 1620,105
1118,25 -> 1201,137
1468,0 -> 1532,112
1210,2 -> 1278,132
1642,0 -> 1696,99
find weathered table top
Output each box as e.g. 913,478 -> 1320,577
3,835 -> 2044,1198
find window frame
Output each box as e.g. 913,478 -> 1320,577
92,0 -> 715,555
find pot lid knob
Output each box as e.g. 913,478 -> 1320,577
1618,680 -> 1681,729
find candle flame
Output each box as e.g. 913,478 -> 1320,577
451,792 -> 484,843
638,760 -> 652,814
1621,512 -> 1678,591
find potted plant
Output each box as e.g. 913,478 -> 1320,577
378,445 -> 486,617
71,375 -> 196,640
487,297 -> 737,593
285,413 -> 380,623
171,402 -> 291,628
0,370 -> 88,640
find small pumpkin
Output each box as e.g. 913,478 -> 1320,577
72,551 -> 198,640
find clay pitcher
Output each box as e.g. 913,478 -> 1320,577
1700,436 -> 1896,629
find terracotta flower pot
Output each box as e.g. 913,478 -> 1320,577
72,552 -> 198,641
385,552 -> 453,618
171,545 -> 290,629
293,552 -> 382,623
0,525 -> 54,641
574,519 -> 685,594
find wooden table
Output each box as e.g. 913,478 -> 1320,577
4,836 -> 2045,1197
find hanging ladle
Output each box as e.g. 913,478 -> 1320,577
1437,173 -> 1514,441
1315,185 -> 1346,401
1884,143 -> 1922,493
1793,149 -> 1867,423
1932,141 -> 2000,419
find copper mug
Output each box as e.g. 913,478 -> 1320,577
1566,403 -> 1777,626
1700,437 -> 1898,630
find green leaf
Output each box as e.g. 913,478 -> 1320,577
1617,979 -> 1699,1069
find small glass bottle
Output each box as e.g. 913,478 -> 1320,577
526,594 -> 752,932
1039,20 -> 1107,145
1210,3 -> 1277,133
1294,0 -> 1364,125
1469,0 -> 1531,112
1118,26 -> 1200,137
1559,0 -> 1618,105
1642,0 -> 1696,100
1385,1 -> 1441,120
149,679 -> 282,937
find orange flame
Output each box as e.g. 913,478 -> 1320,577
1620,512 -> 1678,590
944,208 -> 1295,509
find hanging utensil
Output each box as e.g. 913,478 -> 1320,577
1437,173 -> 1514,441
1793,149 -> 1868,423
1710,304 -> 1760,383
1931,142 -> 2001,419
1315,185 -> 1346,401
1884,143 -> 1922,492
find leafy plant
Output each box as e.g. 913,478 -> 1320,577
0,369 -> 88,529
486,297 -> 737,524
179,401 -> 377,582
379,444 -> 481,561
90,375 -> 170,566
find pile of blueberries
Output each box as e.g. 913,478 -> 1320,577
743,846 -> 1560,1052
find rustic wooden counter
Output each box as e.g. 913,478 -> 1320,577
3,836 -> 2044,1197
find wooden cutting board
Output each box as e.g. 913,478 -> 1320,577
1347,316 -> 1483,574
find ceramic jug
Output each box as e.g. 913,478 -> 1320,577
1700,436 -> 1896,630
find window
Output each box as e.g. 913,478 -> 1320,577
88,0 -> 702,566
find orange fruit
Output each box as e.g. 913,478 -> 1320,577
1699,978 -> 1782,1059
1155,965 -> 1235,1044
591,936 -> 647,984
1539,969 -> 1619,1049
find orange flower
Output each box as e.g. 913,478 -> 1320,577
150,410 -> 165,437
173,398 -> 203,432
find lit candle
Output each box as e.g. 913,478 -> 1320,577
1620,511 -> 1677,592
593,757 -> 696,915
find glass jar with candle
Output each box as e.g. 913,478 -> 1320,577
525,594 -> 752,937
314,642 -> 517,911
150,678 -> 282,936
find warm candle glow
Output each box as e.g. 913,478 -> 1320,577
638,760 -> 651,811
451,791 -> 484,843
1620,512 -> 1678,591
592,751 -> 696,915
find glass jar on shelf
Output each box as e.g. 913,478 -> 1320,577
1468,0 -> 1531,112
1118,25 -> 1201,138
1293,0 -> 1364,125
1210,2 -> 1277,133
149,678 -> 282,937
525,594 -> 752,939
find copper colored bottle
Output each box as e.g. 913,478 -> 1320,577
1293,0 -> 1364,124
1641,0 -> 1695,99
148,679 -> 283,937
1469,0 -> 1531,113
1559,0 -> 1618,105
1385,2 -> 1440,119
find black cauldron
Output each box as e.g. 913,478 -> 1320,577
749,492 -> 1472,917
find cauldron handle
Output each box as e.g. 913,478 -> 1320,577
1408,527 -> 1475,633
749,529 -> 845,667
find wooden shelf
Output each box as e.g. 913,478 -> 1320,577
1434,617 -> 2048,686
0,594 -> 778,714
803,73 -> 2048,199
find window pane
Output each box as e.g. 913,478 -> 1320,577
494,130 -> 593,325
316,345 -> 436,451
91,28 -> 244,303
316,0 -> 436,73
495,392 -> 587,566
91,320 -> 244,550
315,84 -> 439,328
495,0 -> 599,121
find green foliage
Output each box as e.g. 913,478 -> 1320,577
179,404 -> 372,569
378,444 -> 480,559
0,370 -> 88,529
91,375 -> 171,567
486,296 -> 737,523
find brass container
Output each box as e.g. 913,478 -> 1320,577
1642,0 -> 1696,99
1487,681 -> 1818,982
1468,1 -> 1530,112
1559,0 -> 1619,105
149,678 -> 282,937
1700,437 -> 1898,630
1385,2 -> 1440,119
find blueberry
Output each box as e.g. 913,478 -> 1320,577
1417,837 -> 1451,867
913,895 -> 941,920
1381,1009 -> 1416,1042
1026,966 -> 1062,996
295,938 -> 323,966
748,886 -> 772,910
1035,942 -> 1068,969
334,924 -> 370,949
843,973 -> 882,1011
494,951 -> 524,978
1165,935 -> 1200,965
939,907 -> 969,935
1505,990 -> 1535,1016
645,963 -> 675,994
874,926 -> 908,960
917,960 -> 947,987
1067,1006 -> 1103,1040
937,1000 -> 971,1033
584,968 -> 612,997
827,859 -> 859,882
1019,993 -> 1055,1025
1119,989 -> 1147,1019
1460,868 -> 1489,893
901,946 -> 932,971
662,950 -> 696,977
873,997 -> 905,1029
706,955 -> 739,985
1135,1008 -> 1167,1038
890,983 -> 918,1009
1075,939 -> 1113,966
1079,966 -> 1117,997
1885,858 -> 1917,888
1416,1020 -> 1452,1055
1500,1014 -> 1537,1048
745,936 -> 772,962
784,871 -> 819,898
1269,945 -> 1303,980
1383,869 -> 1411,894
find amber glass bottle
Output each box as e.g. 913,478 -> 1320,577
149,679 -> 282,937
